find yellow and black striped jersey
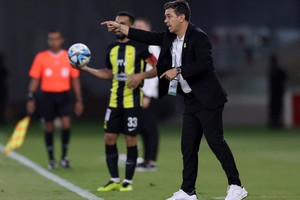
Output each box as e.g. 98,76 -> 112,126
106,40 -> 152,108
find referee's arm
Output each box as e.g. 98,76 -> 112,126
71,77 -> 84,116
26,78 -> 40,114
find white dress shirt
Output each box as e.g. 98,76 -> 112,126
171,35 -> 192,93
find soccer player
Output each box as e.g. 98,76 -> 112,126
101,0 -> 248,199
80,12 -> 157,192
134,18 -> 160,172
27,30 -> 84,170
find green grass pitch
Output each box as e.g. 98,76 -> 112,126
0,121 -> 300,200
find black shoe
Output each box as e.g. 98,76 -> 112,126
48,160 -> 57,170
136,162 -> 157,172
60,157 -> 72,169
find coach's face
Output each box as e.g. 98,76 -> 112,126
164,8 -> 185,34
115,16 -> 132,40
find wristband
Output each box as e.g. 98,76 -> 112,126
27,91 -> 35,100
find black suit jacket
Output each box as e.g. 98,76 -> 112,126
128,23 -> 227,109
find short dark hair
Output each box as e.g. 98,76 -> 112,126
48,29 -> 63,37
135,17 -> 152,30
164,0 -> 191,21
117,11 -> 135,24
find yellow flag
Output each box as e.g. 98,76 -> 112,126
4,116 -> 31,156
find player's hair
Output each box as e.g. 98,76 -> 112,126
135,17 -> 152,30
164,0 -> 191,21
117,11 -> 135,24
48,29 -> 63,37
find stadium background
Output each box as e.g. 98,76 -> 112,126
1,0 -> 300,126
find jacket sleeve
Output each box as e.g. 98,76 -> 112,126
128,28 -> 165,46
181,33 -> 213,79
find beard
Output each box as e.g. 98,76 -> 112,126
116,33 -> 127,40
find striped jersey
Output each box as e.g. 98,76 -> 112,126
106,40 -> 152,108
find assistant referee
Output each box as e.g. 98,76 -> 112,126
27,29 -> 84,170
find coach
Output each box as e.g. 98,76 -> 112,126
102,1 -> 248,200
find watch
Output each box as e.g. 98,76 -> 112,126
176,67 -> 182,75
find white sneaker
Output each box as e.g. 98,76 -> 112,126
166,189 -> 198,200
225,185 -> 248,200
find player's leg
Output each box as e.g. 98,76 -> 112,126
38,92 -> 57,170
97,132 -> 121,192
167,111 -> 202,200
97,108 -> 122,192
57,92 -> 73,168
120,135 -> 137,192
137,101 -> 159,171
105,132 -> 120,180
120,107 -> 140,192
198,105 -> 248,200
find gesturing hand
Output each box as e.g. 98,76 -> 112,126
101,21 -> 121,32
160,68 -> 178,81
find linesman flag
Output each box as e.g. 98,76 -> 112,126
3,116 -> 31,156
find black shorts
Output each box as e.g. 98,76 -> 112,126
37,91 -> 73,122
104,107 -> 141,136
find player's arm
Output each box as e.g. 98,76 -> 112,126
81,46 -> 114,80
26,78 -> 40,114
71,77 -> 84,116
81,66 -> 113,80
128,55 -> 158,89
128,67 -> 158,89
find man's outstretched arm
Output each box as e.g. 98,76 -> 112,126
101,21 -> 165,46
101,21 -> 129,35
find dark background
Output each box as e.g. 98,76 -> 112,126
1,0 -> 300,124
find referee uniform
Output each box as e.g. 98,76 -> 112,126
29,50 -> 79,121
28,49 -> 81,169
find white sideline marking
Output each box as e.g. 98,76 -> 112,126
0,143 -> 103,200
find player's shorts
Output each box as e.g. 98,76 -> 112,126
104,107 -> 141,136
37,91 -> 73,122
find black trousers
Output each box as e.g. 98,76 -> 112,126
139,99 -> 159,161
181,96 -> 241,193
